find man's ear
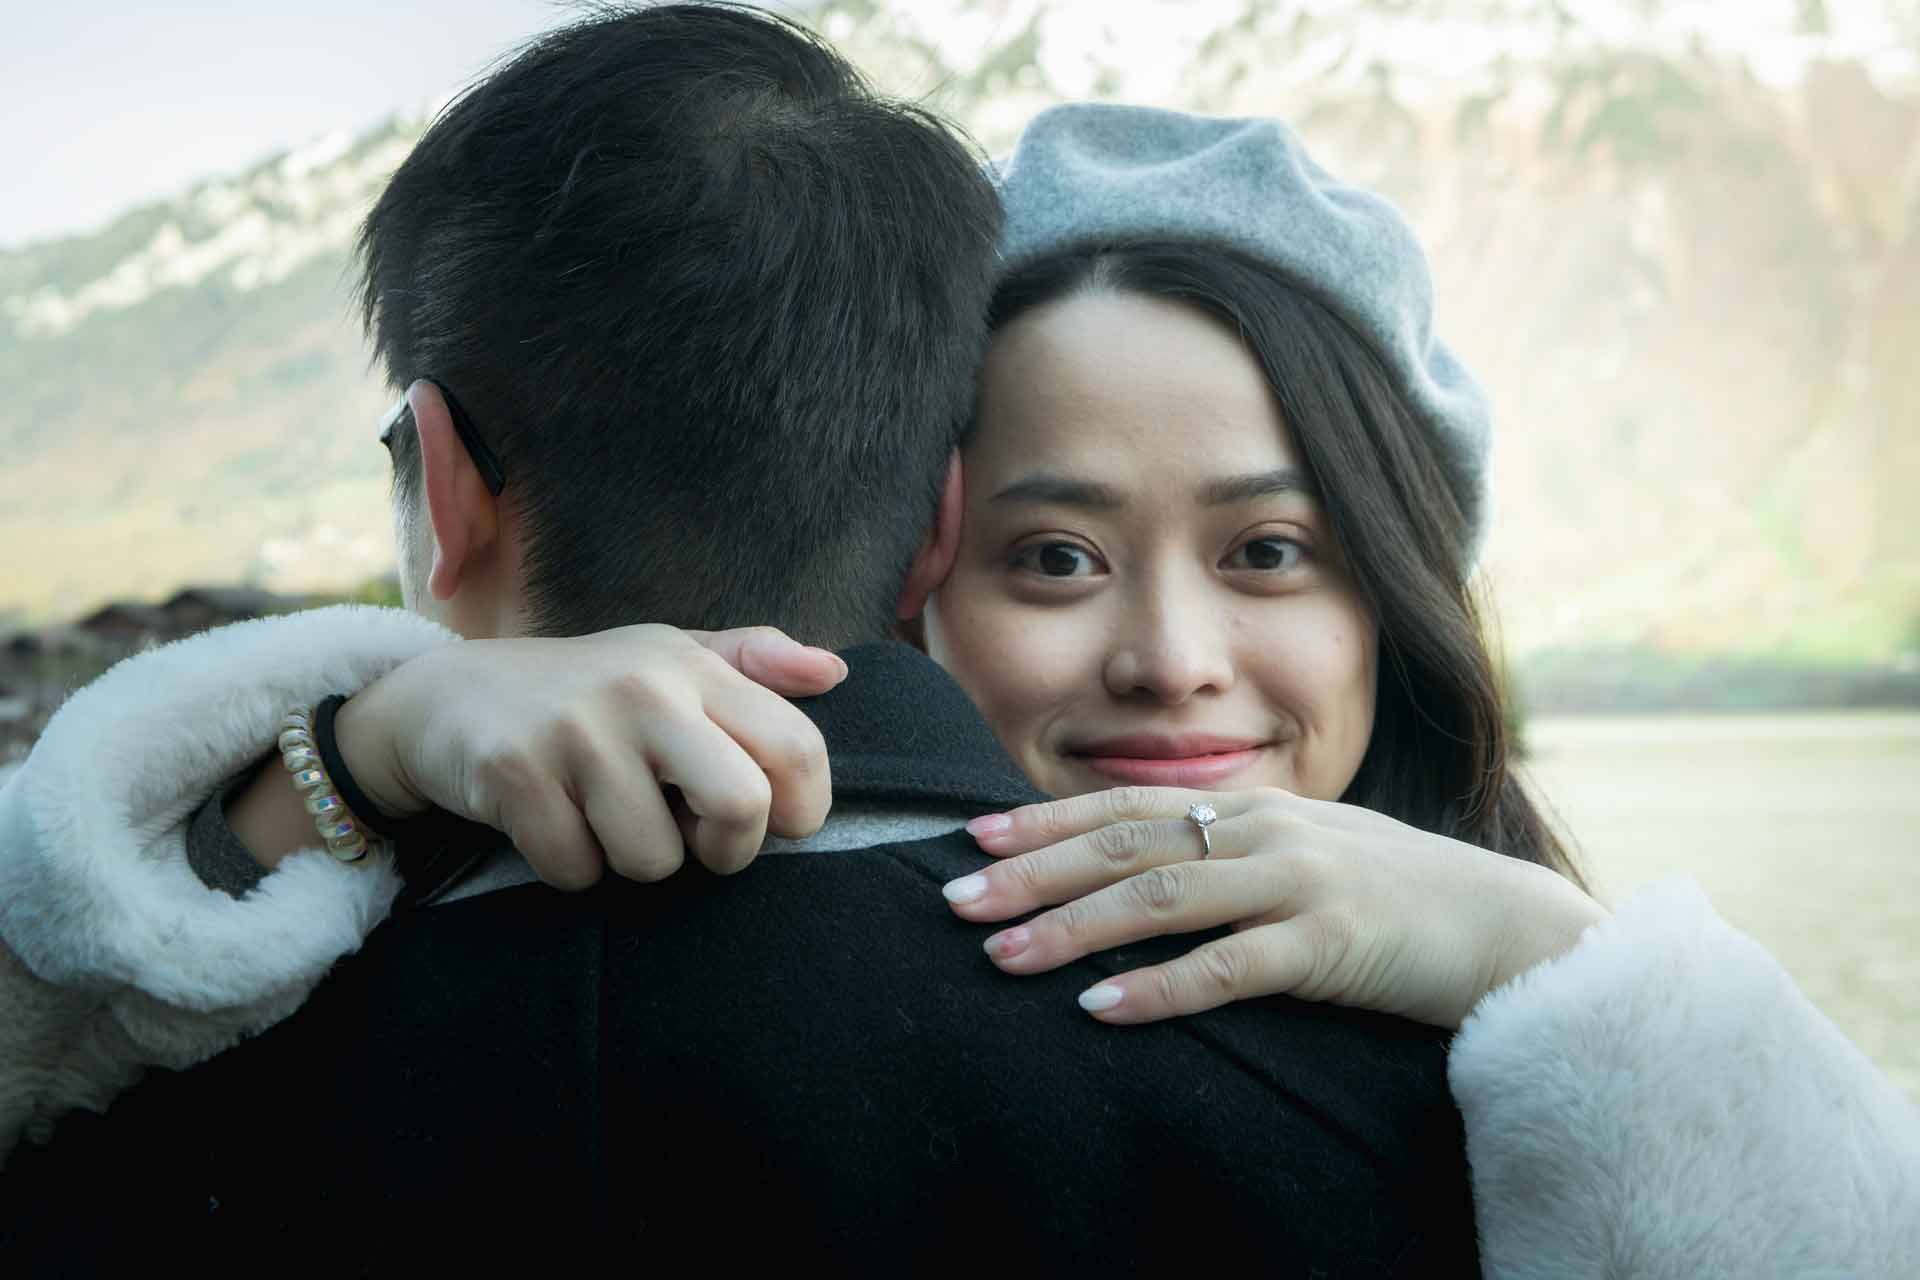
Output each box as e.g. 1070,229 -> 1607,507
407,379 -> 500,602
897,451 -> 964,621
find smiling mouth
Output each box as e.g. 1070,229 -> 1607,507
1065,736 -> 1271,788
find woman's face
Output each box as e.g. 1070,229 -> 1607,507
923,289 -> 1378,801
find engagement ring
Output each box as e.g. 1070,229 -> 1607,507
1186,802 -> 1217,859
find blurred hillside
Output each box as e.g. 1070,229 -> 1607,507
2,0 -> 1917,672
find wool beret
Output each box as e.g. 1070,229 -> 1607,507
994,102 -> 1492,567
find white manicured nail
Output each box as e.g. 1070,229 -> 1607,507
1078,985 -> 1125,1013
942,874 -> 989,904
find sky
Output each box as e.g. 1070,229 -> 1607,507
0,0 -> 599,248
3,0 -> 1911,250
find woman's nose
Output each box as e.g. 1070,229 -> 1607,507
1102,584 -> 1236,705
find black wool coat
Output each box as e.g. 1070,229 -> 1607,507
3,645 -> 1479,1277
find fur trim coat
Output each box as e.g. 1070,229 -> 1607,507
2,607 -> 1916,1276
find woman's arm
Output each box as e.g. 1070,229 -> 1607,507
942,784 -> 1605,1027
0,605 -> 447,1161
0,608 -> 844,1164
946,787 -> 1920,1275
1452,877 -> 1920,1278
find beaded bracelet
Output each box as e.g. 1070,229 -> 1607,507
277,707 -> 376,863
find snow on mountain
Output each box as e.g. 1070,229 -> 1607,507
4,127 -> 417,339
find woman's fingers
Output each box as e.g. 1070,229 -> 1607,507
575,751 -> 688,884
945,808 -> 1248,920
1074,920 -> 1320,1025
979,855 -> 1299,975
644,713 -> 776,875
967,785 -> 1220,856
688,626 -> 848,698
485,695 -> 781,885
955,780 -> 1601,1031
965,783 -> 1328,858
694,672 -> 832,842
482,754 -> 609,891
375,625 -> 834,887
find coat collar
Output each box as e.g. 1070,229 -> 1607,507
804,642 -> 1046,815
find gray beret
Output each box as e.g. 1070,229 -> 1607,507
994,102 -> 1492,568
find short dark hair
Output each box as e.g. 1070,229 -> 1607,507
359,3 -> 1001,645
987,245 -> 1583,883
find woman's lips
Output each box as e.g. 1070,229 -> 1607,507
1067,736 -> 1269,787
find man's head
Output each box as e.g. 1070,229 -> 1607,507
363,3 -> 1000,646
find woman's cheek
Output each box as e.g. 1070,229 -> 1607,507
1318,611 -> 1380,797
1248,601 -> 1377,800
955,598 -> 1078,716
932,580 -> 1095,750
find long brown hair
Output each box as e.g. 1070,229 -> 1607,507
987,244 -> 1583,885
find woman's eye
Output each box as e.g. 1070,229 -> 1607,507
1012,541 -> 1102,578
1226,537 -> 1305,572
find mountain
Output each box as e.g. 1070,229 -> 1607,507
3,1 -> 1917,666
0,120 -> 422,621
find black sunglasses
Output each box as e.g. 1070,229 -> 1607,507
377,378 -> 507,496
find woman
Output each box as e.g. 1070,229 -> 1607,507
4,102 -> 1915,1273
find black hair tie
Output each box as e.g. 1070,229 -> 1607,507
312,693 -> 507,909
313,694 -> 406,839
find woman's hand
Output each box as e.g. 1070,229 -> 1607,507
231,624 -> 844,887
942,786 -> 1606,1028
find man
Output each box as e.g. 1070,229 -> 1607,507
0,5 -> 1477,1271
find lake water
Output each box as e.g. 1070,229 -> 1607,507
1523,712 -> 1920,1100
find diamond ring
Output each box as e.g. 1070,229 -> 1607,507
1186,802 -> 1218,859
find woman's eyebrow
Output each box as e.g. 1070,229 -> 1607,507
990,473 -> 1125,509
990,467 -> 1315,509
1200,467 -> 1316,506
